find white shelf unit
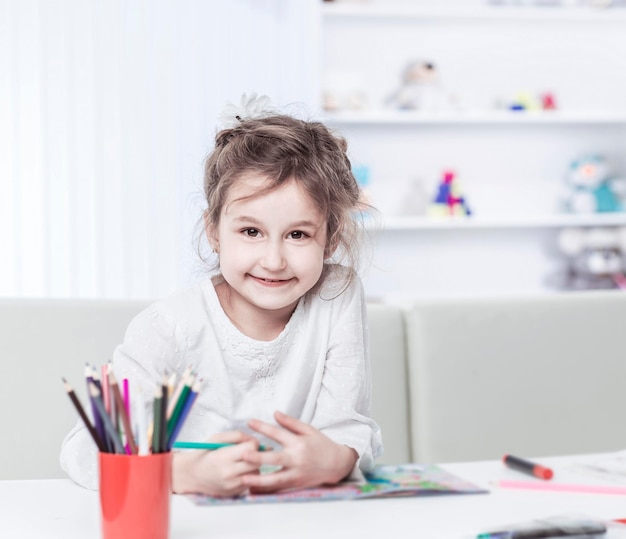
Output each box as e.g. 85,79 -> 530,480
321,3 -> 626,22
319,1 -> 626,299
376,213 -> 626,231
324,110 -> 626,125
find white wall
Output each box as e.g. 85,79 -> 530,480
1,0 -> 319,299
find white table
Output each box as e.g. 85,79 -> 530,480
1,454 -> 624,538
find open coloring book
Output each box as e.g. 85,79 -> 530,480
187,463 -> 488,505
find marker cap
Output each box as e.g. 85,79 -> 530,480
534,465 -> 553,480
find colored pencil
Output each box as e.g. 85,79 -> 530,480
147,418 -> 154,451
166,372 -> 194,438
159,374 -> 168,453
122,378 -> 130,417
101,364 -> 110,414
108,371 -> 138,455
167,378 -> 202,449
84,364 -> 106,449
89,367 -> 112,452
62,378 -> 106,452
122,377 -> 131,454
172,441 -> 267,451
134,385 -> 149,456
90,365 -> 102,392
151,385 -> 163,454
88,381 -> 125,454
106,363 -> 119,433
166,365 -> 192,419
166,372 -> 177,398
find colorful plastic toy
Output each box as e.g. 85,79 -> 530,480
428,170 -> 472,217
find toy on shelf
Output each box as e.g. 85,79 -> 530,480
322,70 -> 368,112
427,170 -> 472,218
498,90 -> 558,112
352,164 -> 372,208
322,89 -> 367,112
386,59 -> 446,112
396,176 -> 430,217
510,91 -> 540,112
562,155 -> 626,214
551,226 -> 626,290
539,91 -> 558,110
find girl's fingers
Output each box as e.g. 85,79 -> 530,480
219,439 -> 261,458
206,442 -> 262,470
241,448 -> 285,467
247,410 -> 314,443
242,469 -> 295,490
233,458 -> 262,475
198,440 -> 261,467
247,418 -> 294,446
207,430 -> 256,444
273,410 -> 314,435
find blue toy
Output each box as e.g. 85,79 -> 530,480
564,155 -> 626,214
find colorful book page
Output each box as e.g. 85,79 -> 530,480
187,463 -> 488,506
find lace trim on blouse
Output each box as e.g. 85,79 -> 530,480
203,275 -> 304,398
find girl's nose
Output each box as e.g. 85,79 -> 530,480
260,242 -> 286,271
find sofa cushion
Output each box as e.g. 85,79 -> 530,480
405,291 -> 626,463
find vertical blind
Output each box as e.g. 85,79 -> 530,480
0,0 -> 318,299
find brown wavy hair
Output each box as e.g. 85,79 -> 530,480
201,113 -> 371,292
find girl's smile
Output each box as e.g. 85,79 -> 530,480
249,276 -> 293,286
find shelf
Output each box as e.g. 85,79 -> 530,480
324,110 -> 626,126
370,213 -> 626,231
321,3 -> 626,23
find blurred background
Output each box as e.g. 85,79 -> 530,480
4,0 -> 626,302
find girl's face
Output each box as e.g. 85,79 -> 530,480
209,174 -> 327,326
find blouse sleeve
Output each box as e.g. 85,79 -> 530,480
59,302 -> 188,489
311,275 -> 384,476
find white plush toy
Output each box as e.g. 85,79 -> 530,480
556,227 -> 626,289
386,60 -> 445,111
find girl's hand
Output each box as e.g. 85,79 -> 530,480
240,411 -> 358,493
172,430 -> 262,497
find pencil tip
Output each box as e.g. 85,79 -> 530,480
61,376 -> 67,383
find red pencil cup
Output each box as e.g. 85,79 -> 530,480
99,452 -> 172,539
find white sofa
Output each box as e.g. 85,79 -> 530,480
2,291 -> 625,480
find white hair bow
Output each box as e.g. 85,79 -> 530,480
218,93 -> 275,129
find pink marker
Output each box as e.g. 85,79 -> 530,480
123,378 -> 130,417
497,479 -> 626,496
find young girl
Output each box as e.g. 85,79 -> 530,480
60,96 -> 383,496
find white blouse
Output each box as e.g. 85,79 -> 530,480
60,264 -> 383,490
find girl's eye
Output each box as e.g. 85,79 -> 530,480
243,228 -> 260,237
289,231 -> 308,240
